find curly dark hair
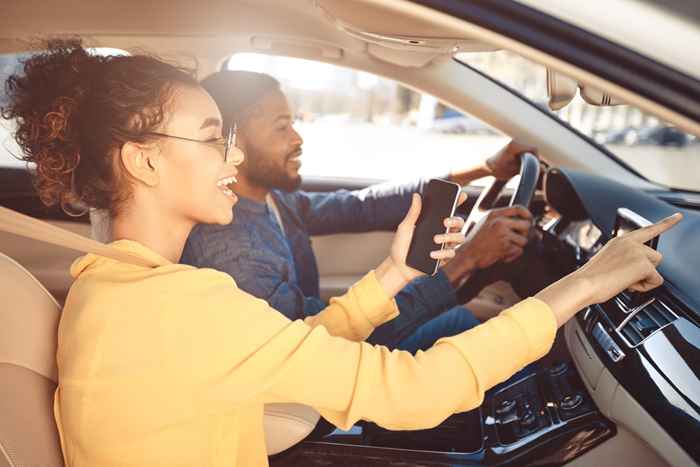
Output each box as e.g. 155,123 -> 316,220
1,38 -> 198,216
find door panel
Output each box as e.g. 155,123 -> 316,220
312,231 -> 393,302
303,177 -> 395,302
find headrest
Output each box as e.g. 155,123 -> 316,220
0,252 -> 60,382
89,208 -> 111,243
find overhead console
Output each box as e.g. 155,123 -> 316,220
315,0 -> 497,67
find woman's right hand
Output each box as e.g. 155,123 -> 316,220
536,213 -> 683,327
576,213 -> 682,304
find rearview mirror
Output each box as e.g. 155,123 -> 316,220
547,69 -> 625,110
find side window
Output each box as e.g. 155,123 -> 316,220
1,53 -> 28,168
226,53 -> 507,181
1,48 -> 129,169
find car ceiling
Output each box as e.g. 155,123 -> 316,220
0,0 -> 496,64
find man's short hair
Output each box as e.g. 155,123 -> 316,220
200,70 -> 280,130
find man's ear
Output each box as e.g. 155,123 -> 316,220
120,142 -> 160,187
233,125 -> 249,158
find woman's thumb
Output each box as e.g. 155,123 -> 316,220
402,193 -> 422,227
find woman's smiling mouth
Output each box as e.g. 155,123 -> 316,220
217,175 -> 238,200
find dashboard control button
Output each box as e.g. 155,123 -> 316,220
560,394 -> 584,411
608,345 -> 622,360
521,411 -> 536,428
495,399 -> 516,416
592,323 -> 626,362
549,361 -> 569,377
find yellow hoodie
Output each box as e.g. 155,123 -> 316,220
54,240 -> 556,466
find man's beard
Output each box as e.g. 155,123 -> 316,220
244,148 -> 302,192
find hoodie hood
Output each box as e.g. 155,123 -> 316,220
70,239 -> 171,278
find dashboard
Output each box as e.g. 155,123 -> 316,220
539,168 -> 700,465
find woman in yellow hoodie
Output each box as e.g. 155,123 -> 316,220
3,40 -> 680,467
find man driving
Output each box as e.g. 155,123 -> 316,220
181,70 -> 535,353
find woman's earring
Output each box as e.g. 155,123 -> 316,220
228,147 -> 245,165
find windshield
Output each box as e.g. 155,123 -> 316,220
455,50 -> 700,192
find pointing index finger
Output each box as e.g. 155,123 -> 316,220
626,213 -> 683,243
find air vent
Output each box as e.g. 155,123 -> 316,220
617,299 -> 678,347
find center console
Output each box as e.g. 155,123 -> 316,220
290,360 -> 614,466
490,362 -> 593,445
483,361 -> 610,465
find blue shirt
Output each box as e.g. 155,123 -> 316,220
181,180 -> 459,346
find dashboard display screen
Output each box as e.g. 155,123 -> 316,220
614,208 -> 658,250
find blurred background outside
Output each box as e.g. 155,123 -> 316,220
2,50 -> 698,191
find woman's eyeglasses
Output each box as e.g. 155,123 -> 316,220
146,125 -> 240,163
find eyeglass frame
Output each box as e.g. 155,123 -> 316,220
145,125 -> 239,163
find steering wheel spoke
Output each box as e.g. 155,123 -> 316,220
457,152 -> 541,304
463,153 -> 540,233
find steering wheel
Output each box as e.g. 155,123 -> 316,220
463,152 -> 540,234
456,152 -> 540,304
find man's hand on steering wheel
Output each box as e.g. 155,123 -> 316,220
485,141 -> 539,180
442,144 -> 541,303
442,206 -> 533,288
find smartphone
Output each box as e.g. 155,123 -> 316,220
406,178 -> 461,275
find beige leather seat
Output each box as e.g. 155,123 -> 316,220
0,252 -> 64,467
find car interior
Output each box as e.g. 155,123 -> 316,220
1,1 -> 699,466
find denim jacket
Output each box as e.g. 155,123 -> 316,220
181,180 -> 458,346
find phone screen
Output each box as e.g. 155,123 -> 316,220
406,179 -> 461,275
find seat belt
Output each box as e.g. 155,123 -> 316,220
0,206 -> 157,267
0,205 -> 321,454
